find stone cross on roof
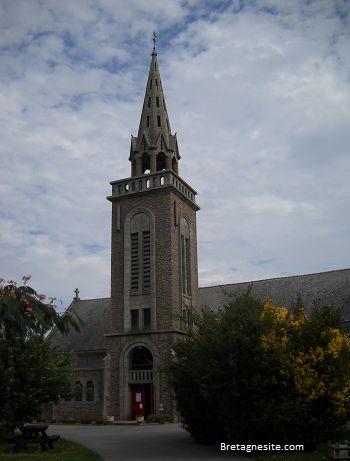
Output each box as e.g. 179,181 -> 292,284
74,288 -> 80,301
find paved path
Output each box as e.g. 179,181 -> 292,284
49,423 -> 246,461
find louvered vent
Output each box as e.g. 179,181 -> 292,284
143,231 -> 151,289
131,233 -> 139,290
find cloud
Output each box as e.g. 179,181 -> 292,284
0,0 -> 349,308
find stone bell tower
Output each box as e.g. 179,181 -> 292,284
104,38 -> 199,421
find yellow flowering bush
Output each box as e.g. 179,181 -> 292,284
260,298 -> 350,436
170,293 -> 350,447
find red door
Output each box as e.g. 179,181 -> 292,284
131,384 -> 145,419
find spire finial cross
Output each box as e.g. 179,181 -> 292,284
152,31 -> 157,52
74,288 -> 80,301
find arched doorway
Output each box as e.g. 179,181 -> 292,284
129,346 -> 154,419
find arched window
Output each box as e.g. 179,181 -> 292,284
86,381 -> 94,401
124,208 -> 156,331
130,347 -> 153,370
75,381 -> 82,401
180,218 -> 191,295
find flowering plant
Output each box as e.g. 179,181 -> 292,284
0,276 -> 82,336
0,276 -> 79,437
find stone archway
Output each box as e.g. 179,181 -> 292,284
129,346 -> 154,419
119,341 -> 160,420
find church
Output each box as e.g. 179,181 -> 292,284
48,42 -> 350,423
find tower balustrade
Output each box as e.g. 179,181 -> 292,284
109,170 -> 197,205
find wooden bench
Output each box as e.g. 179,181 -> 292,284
6,425 -> 60,451
45,435 -> 60,449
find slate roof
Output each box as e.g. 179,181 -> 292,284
199,269 -> 350,319
49,269 -> 350,353
49,297 -> 109,353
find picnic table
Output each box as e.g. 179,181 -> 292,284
7,424 -> 60,451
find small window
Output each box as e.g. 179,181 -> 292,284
147,116 -> 150,127
186,238 -> 191,294
155,79 -> 158,88
182,307 -> 192,331
157,116 -> 161,127
86,381 -> 94,401
156,97 -> 159,107
148,97 -> 151,108
166,118 -> 170,131
163,99 -> 166,111
75,381 -> 82,401
182,308 -> 187,329
131,310 -> 139,331
181,235 -> 186,292
143,308 -> 151,330
181,234 -> 191,295
64,385 -> 72,401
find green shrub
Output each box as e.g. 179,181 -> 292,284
94,418 -> 104,425
62,417 -> 77,424
146,414 -> 172,424
170,293 -> 350,447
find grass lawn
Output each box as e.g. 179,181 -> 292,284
0,438 -> 103,461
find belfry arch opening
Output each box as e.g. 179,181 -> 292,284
141,152 -> 150,174
172,157 -> 178,174
156,152 -> 166,172
129,346 -> 154,420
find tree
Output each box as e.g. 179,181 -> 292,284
170,293 -> 350,447
0,277 -> 81,436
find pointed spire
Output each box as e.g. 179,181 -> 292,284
130,35 -> 180,177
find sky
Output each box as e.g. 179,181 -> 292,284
1,0 -> 349,309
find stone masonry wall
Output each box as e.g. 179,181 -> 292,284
42,369 -> 104,423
